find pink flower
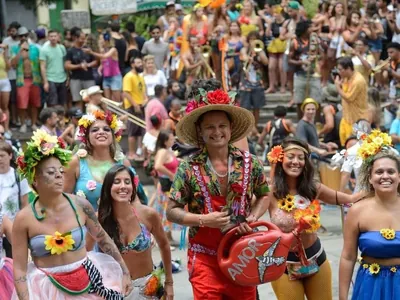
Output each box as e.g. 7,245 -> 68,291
134,176 -> 139,187
185,100 -> 198,114
86,180 -> 97,191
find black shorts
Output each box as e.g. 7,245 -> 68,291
127,106 -> 145,137
10,79 -> 17,104
239,87 -> 266,110
47,81 -> 67,106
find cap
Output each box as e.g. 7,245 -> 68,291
175,3 -> 183,10
35,28 -> 46,39
288,1 -> 300,10
67,107 -> 83,119
166,1 -> 175,7
301,98 -> 319,111
17,27 -> 29,36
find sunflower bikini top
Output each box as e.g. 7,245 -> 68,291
28,193 -> 86,257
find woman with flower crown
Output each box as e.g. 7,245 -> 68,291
64,110 -> 148,250
339,131 -> 400,300
266,137 -> 359,300
12,130 -> 132,299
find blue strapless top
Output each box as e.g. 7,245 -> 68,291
29,226 -> 87,257
359,231 -> 400,259
74,159 -> 149,210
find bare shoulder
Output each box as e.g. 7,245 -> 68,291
348,196 -> 375,215
14,205 -> 33,225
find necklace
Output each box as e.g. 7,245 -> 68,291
207,156 -> 232,178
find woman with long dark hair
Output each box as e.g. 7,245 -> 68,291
98,164 -> 174,299
266,137 -> 359,299
154,130 -> 180,247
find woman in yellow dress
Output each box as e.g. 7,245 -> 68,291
238,0 -> 264,37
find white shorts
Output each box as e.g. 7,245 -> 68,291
0,78 -> 11,92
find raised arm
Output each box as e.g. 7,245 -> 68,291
317,183 -> 360,205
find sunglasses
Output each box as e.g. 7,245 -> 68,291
19,34 -> 28,38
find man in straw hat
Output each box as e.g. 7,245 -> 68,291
166,79 -> 269,299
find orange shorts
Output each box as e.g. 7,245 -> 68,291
188,252 -> 256,300
16,78 -> 41,109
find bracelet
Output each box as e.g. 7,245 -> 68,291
164,280 -> 174,285
336,191 -> 339,206
199,215 -> 204,227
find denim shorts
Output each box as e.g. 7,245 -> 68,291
368,39 -> 383,52
103,74 -> 122,91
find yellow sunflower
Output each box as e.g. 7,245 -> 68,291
285,194 -> 294,203
380,228 -> 396,240
369,263 -> 380,275
363,264 -> 369,269
391,267 -> 397,273
277,199 -> 287,210
44,231 -> 75,255
285,202 -> 295,212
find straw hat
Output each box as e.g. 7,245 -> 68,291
300,98 -> 319,112
322,84 -> 341,103
176,89 -> 254,146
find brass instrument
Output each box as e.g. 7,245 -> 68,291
371,58 -> 391,74
195,45 -> 216,78
101,97 -> 146,129
243,39 -> 265,72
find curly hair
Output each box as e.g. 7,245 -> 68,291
358,150 -> 400,194
186,78 -> 222,100
273,137 -> 317,200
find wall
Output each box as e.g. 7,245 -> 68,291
3,0 -> 37,30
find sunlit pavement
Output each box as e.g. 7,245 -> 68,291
144,185 -> 355,299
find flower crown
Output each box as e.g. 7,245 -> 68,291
78,110 -> 123,143
17,130 -> 72,184
357,130 -> 393,163
185,89 -> 237,114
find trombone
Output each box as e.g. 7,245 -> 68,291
101,97 -> 146,129
196,45 -> 216,78
243,39 -> 265,72
371,58 -> 391,74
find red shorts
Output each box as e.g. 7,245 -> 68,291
16,78 -> 41,109
188,252 -> 256,300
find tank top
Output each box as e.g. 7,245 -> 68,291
113,38 -> 127,74
102,56 -> 120,78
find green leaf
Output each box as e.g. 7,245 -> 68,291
61,231 -> 72,237
198,88 -> 206,97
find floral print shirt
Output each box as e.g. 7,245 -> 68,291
169,145 -> 269,238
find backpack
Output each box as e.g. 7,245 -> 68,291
265,118 -> 290,148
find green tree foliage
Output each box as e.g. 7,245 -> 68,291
121,13 -> 158,40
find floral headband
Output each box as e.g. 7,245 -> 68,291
77,110 -> 123,143
185,89 -> 237,114
357,130 -> 394,164
267,144 -> 309,164
17,130 -> 72,184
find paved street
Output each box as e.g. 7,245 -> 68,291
144,185 -> 356,299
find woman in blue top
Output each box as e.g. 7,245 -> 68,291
64,110 -> 148,250
339,132 -> 400,300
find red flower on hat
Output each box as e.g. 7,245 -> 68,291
206,89 -> 231,105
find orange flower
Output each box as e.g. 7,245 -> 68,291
210,0 -> 226,8
93,110 -> 105,120
144,275 -> 159,296
308,200 -> 321,214
267,145 -> 284,164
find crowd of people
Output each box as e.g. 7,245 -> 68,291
0,0 -> 400,299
